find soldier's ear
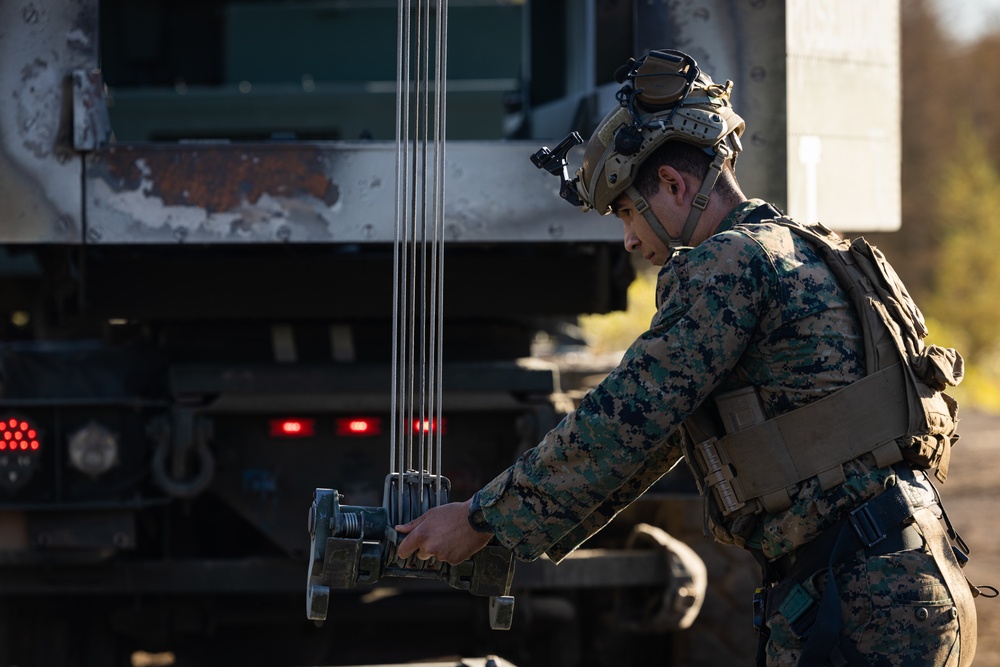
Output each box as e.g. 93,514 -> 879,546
657,165 -> 686,204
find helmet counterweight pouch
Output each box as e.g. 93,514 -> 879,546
617,50 -> 699,112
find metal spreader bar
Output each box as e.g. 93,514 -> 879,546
306,473 -> 515,630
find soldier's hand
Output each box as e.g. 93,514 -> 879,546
395,499 -> 493,565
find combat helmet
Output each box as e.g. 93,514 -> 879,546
532,50 -> 745,251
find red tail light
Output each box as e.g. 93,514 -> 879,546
269,418 -> 316,438
0,416 -> 41,451
412,418 -> 446,435
0,413 -> 43,492
335,417 -> 382,437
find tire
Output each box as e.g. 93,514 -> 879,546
649,496 -> 761,667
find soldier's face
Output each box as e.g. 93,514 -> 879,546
614,196 -> 671,265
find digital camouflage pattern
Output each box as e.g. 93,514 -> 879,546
766,543 -> 960,666
478,200 -> 933,561
476,199 -> 966,663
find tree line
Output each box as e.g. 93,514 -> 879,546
868,0 -> 1000,408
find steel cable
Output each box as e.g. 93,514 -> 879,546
391,0 -> 448,515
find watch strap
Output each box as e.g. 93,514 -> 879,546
467,490 -> 494,534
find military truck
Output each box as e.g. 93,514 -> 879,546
0,0 -> 900,665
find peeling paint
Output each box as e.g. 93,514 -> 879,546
86,145 -> 346,242
0,0 -> 104,242
98,145 -> 339,214
65,27 -> 88,49
83,142 -> 619,244
21,2 -> 43,25
15,62 -> 60,161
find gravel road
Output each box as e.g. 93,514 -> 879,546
937,410 -> 1000,666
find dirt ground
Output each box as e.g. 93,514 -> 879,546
936,410 -> 1000,666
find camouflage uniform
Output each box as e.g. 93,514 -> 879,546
477,199 -> 970,665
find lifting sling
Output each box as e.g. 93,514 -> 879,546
305,0 -> 515,629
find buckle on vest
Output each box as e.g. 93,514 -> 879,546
694,437 -> 746,515
849,503 -> 886,548
777,583 -> 818,640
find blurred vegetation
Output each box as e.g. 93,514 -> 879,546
579,268 -> 658,355
862,0 -> 1000,412
581,0 -> 1000,413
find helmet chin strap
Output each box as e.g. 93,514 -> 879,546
624,185 -> 684,250
624,147 -> 730,254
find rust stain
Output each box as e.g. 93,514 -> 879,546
96,144 -> 340,213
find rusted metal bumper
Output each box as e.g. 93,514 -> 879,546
82,141 -> 617,245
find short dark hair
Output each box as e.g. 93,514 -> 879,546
633,141 -> 738,200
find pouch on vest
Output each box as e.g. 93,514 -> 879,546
787,221 -> 963,483
680,218 -> 964,540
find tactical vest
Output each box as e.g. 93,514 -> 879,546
681,217 -> 964,546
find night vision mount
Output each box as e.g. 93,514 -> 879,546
530,132 -> 585,208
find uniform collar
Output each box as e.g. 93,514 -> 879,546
715,199 -> 781,234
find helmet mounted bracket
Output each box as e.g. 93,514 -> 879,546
531,132 -> 586,208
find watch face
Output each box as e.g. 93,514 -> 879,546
468,491 -> 493,533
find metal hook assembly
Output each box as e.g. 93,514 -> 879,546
306,472 -> 516,629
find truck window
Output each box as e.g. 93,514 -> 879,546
100,0 -> 524,142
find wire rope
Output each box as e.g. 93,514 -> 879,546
391,0 -> 449,517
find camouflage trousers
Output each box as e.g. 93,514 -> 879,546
764,539 -> 973,666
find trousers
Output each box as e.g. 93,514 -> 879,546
764,520 -> 974,666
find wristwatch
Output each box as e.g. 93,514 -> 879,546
467,490 -> 494,534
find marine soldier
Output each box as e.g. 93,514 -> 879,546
396,49 -> 978,666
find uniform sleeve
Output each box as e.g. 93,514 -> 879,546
479,234 -> 776,562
